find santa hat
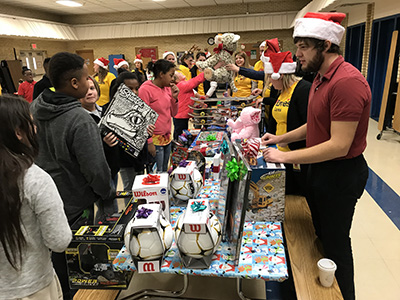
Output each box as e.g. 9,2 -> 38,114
134,54 -> 143,64
113,58 -> 128,70
264,51 -> 297,80
162,51 -> 176,61
293,12 -> 346,46
94,57 -> 109,69
259,41 -> 266,48
260,38 -> 280,65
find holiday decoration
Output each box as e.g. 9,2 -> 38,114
196,33 -> 240,92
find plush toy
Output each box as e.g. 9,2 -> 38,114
227,107 -> 261,140
196,33 -> 240,92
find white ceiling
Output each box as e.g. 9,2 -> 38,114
0,0 -> 271,15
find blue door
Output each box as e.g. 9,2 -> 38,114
345,23 -> 365,71
108,54 -> 125,77
367,15 -> 400,119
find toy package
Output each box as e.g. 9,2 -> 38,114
99,83 -> 158,158
66,197 -> 139,289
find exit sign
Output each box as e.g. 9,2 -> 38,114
31,44 -> 37,49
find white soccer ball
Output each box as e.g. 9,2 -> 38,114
175,212 -> 222,259
170,168 -> 203,201
124,214 -> 173,261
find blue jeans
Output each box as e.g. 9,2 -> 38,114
155,143 -> 171,172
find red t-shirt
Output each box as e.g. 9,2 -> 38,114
18,80 -> 36,103
306,56 -> 371,159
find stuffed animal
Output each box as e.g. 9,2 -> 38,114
196,33 -> 240,92
227,107 -> 261,140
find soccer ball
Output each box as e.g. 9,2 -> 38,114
170,168 -> 203,201
175,212 -> 222,259
124,214 -> 173,261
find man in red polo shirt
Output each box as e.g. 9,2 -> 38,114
18,68 -> 36,103
262,12 -> 371,300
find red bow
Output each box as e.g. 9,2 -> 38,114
241,139 -> 260,158
214,43 -> 223,54
142,174 -> 161,185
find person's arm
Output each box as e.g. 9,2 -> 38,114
170,84 -> 179,117
263,121 -> 358,164
72,120 -> 115,202
239,67 -> 265,81
17,82 -> 25,97
29,167 -> 72,252
206,81 -> 218,98
261,124 -> 307,146
178,73 -> 205,93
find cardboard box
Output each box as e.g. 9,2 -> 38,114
132,173 -> 169,220
173,160 -> 197,182
245,155 -> 286,222
66,197 -> 138,289
183,199 -> 210,234
127,204 -> 164,273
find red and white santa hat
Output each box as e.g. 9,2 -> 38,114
162,51 -> 176,61
113,58 -> 129,70
94,57 -> 109,69
134,54 -> 143,64
264,51 -> 297,80
293,12 -> 346,46
260,38 -> 280,65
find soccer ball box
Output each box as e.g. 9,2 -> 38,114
175,211 -> 222,269
170,168 -> 203,203
124,205 -> 173,272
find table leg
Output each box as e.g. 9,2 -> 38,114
236,278 -> 265,300
118,274 -> 189,300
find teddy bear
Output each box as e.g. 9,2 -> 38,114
227,107 -> 261,140
196,32 -> 240,92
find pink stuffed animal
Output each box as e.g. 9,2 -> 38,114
227,107 -> 261,140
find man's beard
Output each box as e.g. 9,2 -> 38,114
301,50 -> 324,73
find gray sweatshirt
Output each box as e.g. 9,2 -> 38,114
0,164 -> 72,299
31,89 -> 115,221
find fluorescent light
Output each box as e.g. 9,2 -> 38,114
152,0 -> 166,2
56,1 -> 83,7
25,58 -> 30,69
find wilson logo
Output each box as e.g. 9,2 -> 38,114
189,225 -> 201,232
177,174 -> 186,180
134,191 -> 157,197
143,263 -> 155,272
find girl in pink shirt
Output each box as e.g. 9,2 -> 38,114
139,59 -> 179,172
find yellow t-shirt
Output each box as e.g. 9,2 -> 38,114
94,72 -> 116,106
232,74 -> 252,98
177,65 -> 192,81
272,81 -> 299,152
254,60 -> 264,91
196,69 -> 205,95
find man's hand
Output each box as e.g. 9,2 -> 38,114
147,124 -> 155,137
103,132 -> 118,147
263,147 -> 286,163
261,133 -> 281,146
225,63 -> 239,72
148,142 -> 156,157
171,83 -> 179,99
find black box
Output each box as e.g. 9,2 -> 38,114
66,195 -> 139,289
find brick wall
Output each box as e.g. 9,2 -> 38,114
66,29 -> 297,66
0,37 -> 68,60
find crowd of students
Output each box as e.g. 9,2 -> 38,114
0,12 -> 371,300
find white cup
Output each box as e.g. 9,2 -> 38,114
317,258 -> 337,287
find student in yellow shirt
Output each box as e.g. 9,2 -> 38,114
93,57 -> 116,107
264,51 -> 311,195
177,52 -> 194,80
228,52 -> 256,99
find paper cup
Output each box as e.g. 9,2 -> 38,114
317,258 -> 337,288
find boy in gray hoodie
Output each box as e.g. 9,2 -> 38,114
31,52 -> 115,300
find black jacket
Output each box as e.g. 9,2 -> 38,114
32,74 -> 52,100
268,79 -> 311,151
